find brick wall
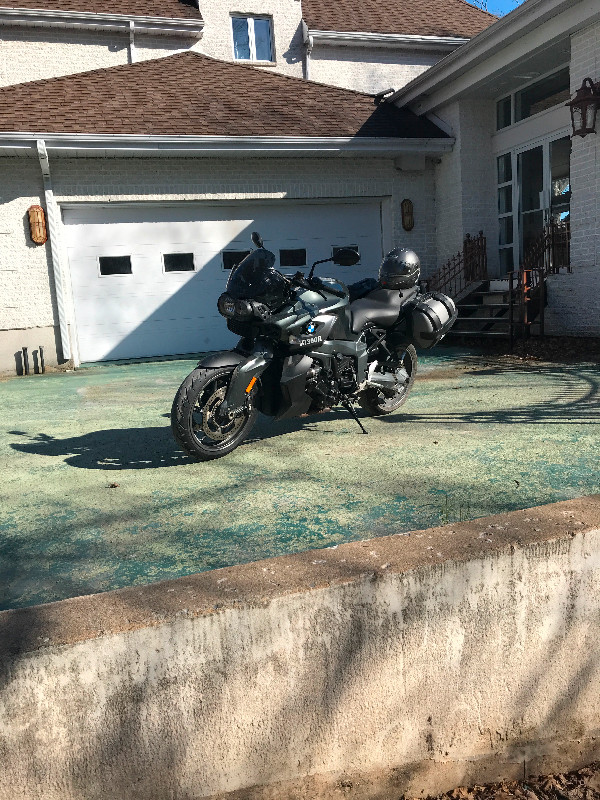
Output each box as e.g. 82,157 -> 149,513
0,158 -> 55,331
544,21 -> 600,337
0,26 -> 201,88
569,21 -> 600,273
434,99 -> 499,276
197,0 -> 304,78
309,46 -> 442,95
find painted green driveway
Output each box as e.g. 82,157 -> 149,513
1,348 -> 598,610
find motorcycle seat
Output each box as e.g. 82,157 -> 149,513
349,287 -> 417,334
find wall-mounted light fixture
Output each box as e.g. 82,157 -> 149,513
27,205 -> 48,245
401,198 -> 414,231
567,77 -> 600,138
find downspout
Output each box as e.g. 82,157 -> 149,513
301,19 -> 312,80
129,20 -> 136,63
36,139 -> 72,363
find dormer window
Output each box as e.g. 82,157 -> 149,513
231,15 -> 273,62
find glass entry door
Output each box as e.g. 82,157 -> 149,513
498,135 -> 571,271
517,136 -> 570,262
518,145 -> 545,257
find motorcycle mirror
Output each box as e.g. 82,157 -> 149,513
333,248 -> 360,267
251,231 -> 264,249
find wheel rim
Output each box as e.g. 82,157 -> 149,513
374,350 -> 414,409
191,374 -> 251,449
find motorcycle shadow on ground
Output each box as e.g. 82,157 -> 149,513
7,411 -> 346,471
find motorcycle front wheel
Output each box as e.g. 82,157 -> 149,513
358,344 -> 418,416
171,366 -> 258,460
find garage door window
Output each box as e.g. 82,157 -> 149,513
163,253 -> 195,273
99,256 -> 132,276
223,250 -> 251,270
279,248 -> 306,268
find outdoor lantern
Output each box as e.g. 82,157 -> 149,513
27,204 -> 48,245
401,198 -> 414,231
567,77 -> 600,137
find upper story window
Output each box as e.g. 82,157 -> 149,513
231,15 -> 273,62
496,67 -> 570,130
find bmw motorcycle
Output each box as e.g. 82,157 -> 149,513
171,232 -> 456,460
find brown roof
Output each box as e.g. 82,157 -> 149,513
302,0 -> 497,39
0,0 -> 201,21
0,51 -> 447,138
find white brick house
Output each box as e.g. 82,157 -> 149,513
390,0 -> 600,337
0,0 -> 494,89
0,0 -> 598,373
0,52 -> 450,368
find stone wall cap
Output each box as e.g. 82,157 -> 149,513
1,495 -> 599,657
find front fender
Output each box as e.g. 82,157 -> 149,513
221,340 -> 274,414
197,350 -> 247,369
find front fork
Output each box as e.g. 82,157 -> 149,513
218,339 -> 274,418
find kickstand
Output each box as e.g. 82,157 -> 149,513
341,400 -> 368,434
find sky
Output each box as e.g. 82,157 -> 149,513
483,0 -> 527,17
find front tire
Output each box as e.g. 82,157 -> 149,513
358,344 -> 417,416
171,366 -> 258,461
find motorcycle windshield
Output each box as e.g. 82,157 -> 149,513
225,248 -> 289,309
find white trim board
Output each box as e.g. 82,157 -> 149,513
305,29 -> 468,51
0,7 -> 204,36
0,134 -> 454,158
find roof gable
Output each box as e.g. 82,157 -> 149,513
0,51 -> 447,139
302,0 -> 497,39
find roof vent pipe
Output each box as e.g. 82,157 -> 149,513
374,87 -> 397,104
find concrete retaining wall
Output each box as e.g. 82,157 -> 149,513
1,495 -> 599,799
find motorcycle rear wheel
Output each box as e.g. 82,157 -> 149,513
171,366 -> 258,460
358,344 -> 417,416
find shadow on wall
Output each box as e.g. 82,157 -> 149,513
67,220 -> 256,363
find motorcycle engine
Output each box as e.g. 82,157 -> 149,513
335,354 -> 358,394
306,356 -> 358,411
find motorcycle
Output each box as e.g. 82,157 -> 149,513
171,232 -> 456,460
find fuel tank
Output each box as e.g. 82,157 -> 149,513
269,279 -> 352,340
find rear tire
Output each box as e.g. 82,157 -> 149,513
171,366 -> 258,461
358,344 -> 417,416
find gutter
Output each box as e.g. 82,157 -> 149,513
387,0 -> 598,110
305,28 -> 469,51
0,133 -> 455,157
0,7 -> 204,37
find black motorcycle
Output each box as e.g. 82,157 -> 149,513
171,232 -> 456,460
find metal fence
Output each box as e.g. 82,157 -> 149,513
426,231 -> 488,297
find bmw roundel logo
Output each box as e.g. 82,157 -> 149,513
306,322 -> 316,334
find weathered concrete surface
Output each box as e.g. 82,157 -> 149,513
0,496 -> 599,799
1,348 -> 599,610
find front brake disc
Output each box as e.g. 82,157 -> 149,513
201,387 -> 245,441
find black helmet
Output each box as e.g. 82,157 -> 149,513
379,248 -> 420,290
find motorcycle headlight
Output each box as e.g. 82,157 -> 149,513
234,300 -> 253,318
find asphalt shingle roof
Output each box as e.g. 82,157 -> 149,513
0,0 -> 201,21
0,52 -> 448,138
301,0 -> 497,39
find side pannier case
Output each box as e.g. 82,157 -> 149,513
408,292 -> 457,349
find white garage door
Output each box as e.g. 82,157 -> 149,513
62,200 -> 385,362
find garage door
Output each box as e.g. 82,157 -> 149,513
62,200 -> 385,362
